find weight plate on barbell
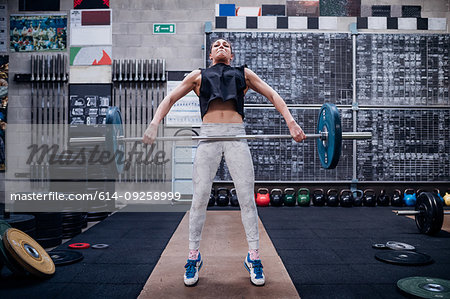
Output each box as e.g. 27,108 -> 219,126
106,107 -> 124,174
415,192 -> 444,235
316,103 -> 342,169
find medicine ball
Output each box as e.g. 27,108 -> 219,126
377,189 -> 390,206
230,188 -> 239,207
326,189 -> 339,207
216,188 -> 230,206
391,189 -> 403,207
208,188 -> 216,207
353,190 -> 364,207
363,189 -> 376,207
339,189 -> 353,207
297,188 -> 310,207
312,189 -> 326,206
283,188 -> 296,206
255,188 -> 270,207
270,189 -> 283,207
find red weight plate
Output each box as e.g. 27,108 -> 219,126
68,243 -> 90,249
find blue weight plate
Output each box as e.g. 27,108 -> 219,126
106,107 -> 124,174
316,103 -> 342,169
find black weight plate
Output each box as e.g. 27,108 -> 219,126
35,236 -> 62,249
415,192 -> 444,235
372,243 -> 388,249
33,212 -> 63,223
397,276 -> 450,299
0,221 -> 26,275
36,227 -> 63,239
49,250 -> 84,266
375,250 -> 433,266
1,214 -> 36,231
62,231 -> 81,239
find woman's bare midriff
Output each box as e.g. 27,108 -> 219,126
202,98 -> 243,123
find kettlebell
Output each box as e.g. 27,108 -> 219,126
208,188 -> 216,207
363,189 -> 376,207
312,189 -> 326,206
270,189 -> 283,207
416,189 -> 427,197
297,188 -> 310,207
283,188 -> 296,206
377,189 -> 390,206
433,188 -> 444,203
230,188 -> 239,207
391,189 -> 403,207
339,189 -> 353,207
255,188 -> 270,207
216,188 -> 230,206
352,190 -> 363,207
403,188 -> 416,207
444,191 -> 450,206
326,189 -> 339,207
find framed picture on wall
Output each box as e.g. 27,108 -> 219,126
10,14 -> 67,52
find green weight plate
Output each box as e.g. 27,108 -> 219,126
397,277 -> 450,298
106,106 -> 124,174
0,221 -> 26,275
415,192 -> 444,235
316,103 -> 342,169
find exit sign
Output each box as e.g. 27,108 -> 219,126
153,23 -> 176,34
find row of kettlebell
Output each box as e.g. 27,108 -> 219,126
207,187 -> 450,208
254,188 -> 450,207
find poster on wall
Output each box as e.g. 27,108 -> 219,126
0,55 -> 8,171
74,0 -> 109,9
10,14 -> 67,52
70,46 -> 112,65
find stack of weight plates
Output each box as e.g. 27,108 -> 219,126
34,212 -> 62,248
61,212 -> 84,239
0,214 -> 36,238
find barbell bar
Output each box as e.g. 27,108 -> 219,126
69,103 -> 372,172
395,210 -> 450,215
69,131 -> 372,144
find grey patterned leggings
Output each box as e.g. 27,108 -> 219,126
189,123 -> 259,250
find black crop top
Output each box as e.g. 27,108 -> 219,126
199,63 -> 247,120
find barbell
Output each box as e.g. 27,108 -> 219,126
69,103 -> 372,173
394,192 -> 449,235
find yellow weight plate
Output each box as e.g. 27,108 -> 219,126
3,228 -> 55,278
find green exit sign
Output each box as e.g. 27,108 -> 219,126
153,23 -> 176,34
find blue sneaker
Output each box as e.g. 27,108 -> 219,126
184,253 -> 203,286
244,253 -> 265,286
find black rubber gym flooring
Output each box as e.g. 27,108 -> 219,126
258,206 -> 450,299
1,207 -> 449,298
0,212 -> 184,298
